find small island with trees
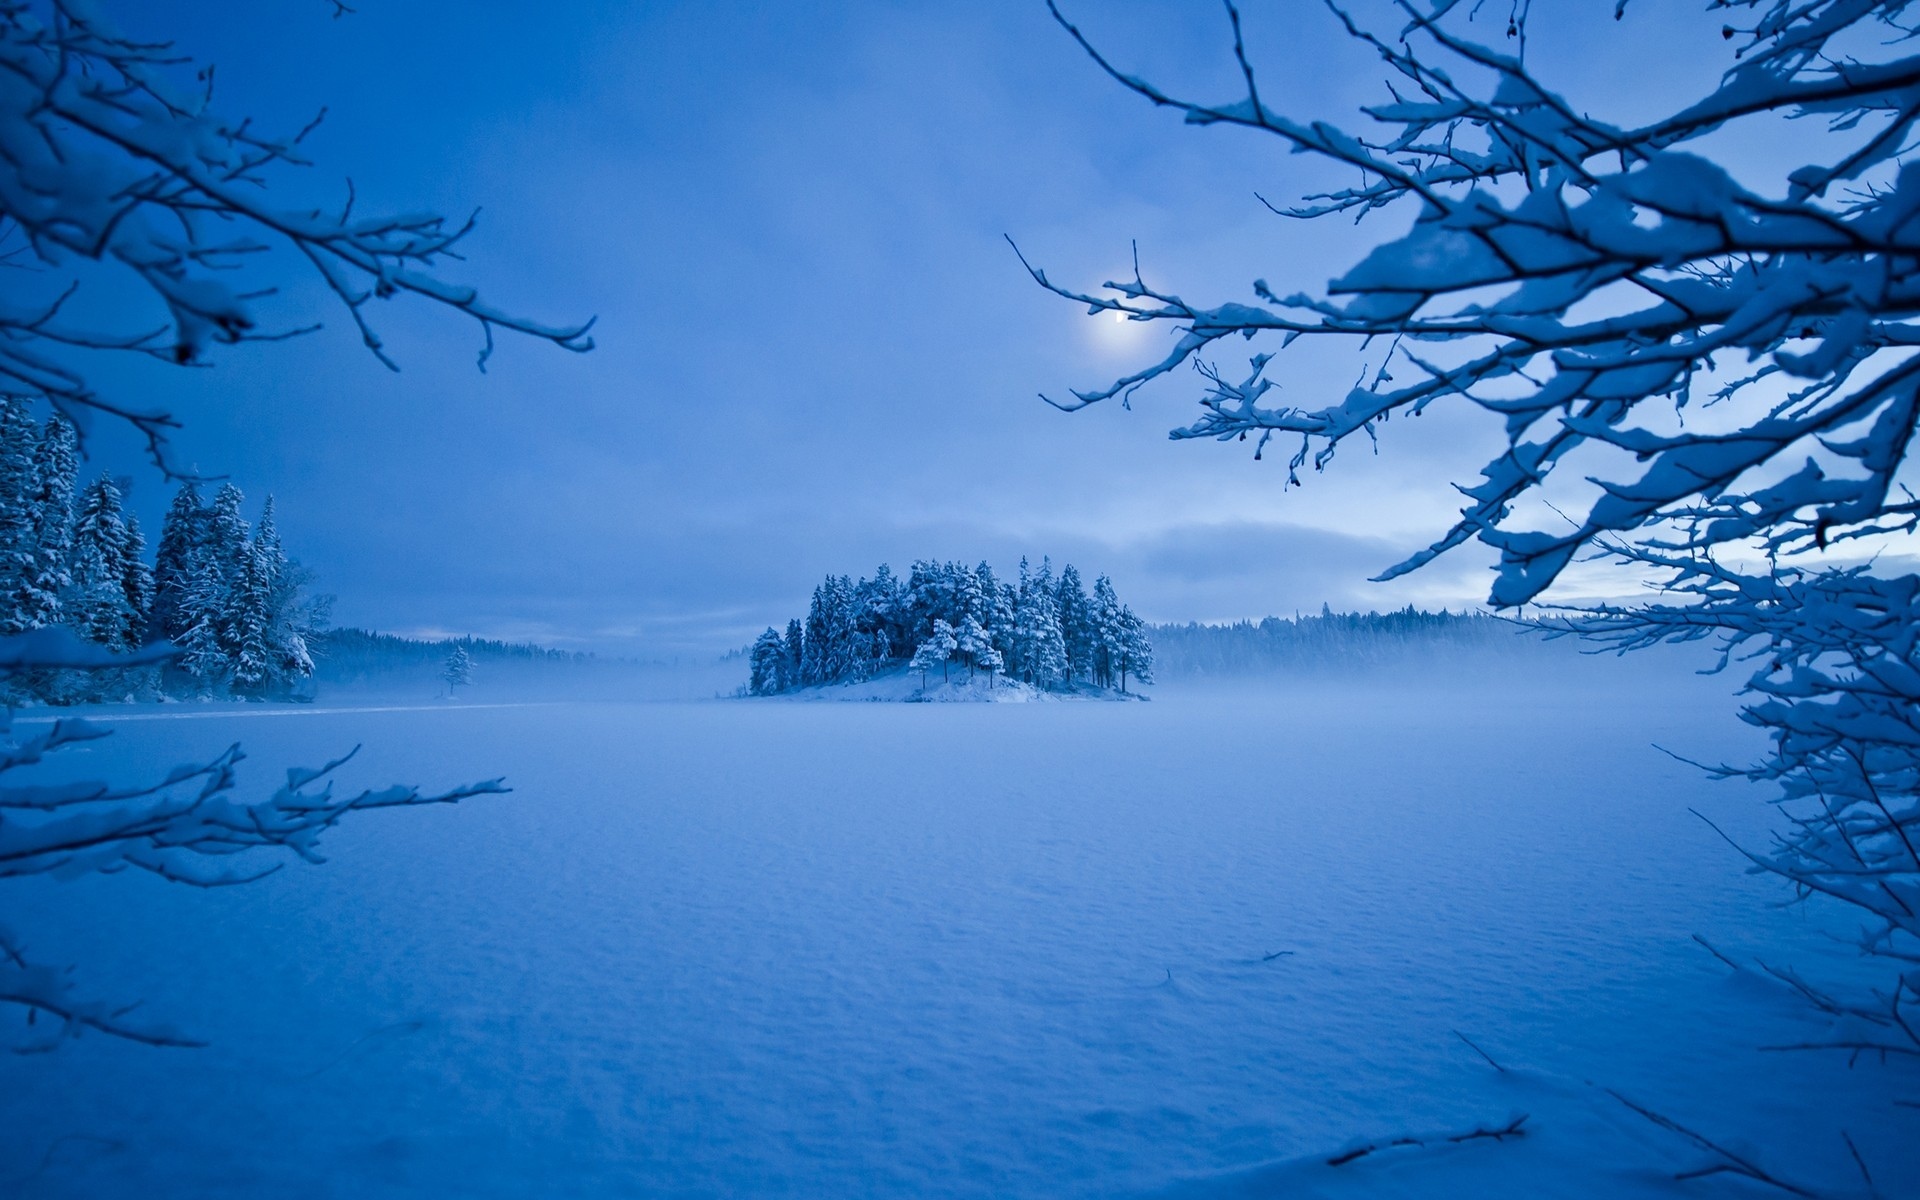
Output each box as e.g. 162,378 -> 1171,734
746,558 -> 1152,701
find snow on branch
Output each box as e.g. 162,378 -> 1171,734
1033,0 -> 1920,605
1539,550 -> 1920,1059
0,1 -> 595,474
0,716 -> 506,1050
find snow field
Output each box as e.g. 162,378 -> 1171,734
1,658 -> 1912,1197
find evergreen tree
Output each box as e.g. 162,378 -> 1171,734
253,497 -> 314,693
749,627 -> 785,694
1055,563 -> 1094,683
781,618 -> 804,691
443,644 -> 474,693
173,549 -> 229,690
0,397 -> 40,631
1015,561 -> 1068,690
151,482 -> 207,642
225,540 -> 276,695
122,513 -> 155,646
1091,574 -> 1124,689
7,415 -> 77,633
954,614 -> 992,680
1116,606 -> 1154,692
909,618 -> 957,686
66,473 -> 139,651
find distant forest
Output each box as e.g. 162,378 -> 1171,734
1149,607 -> 1539,676
310,628 -> 593,689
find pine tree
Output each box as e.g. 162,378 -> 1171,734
7,415 -> 77,633
801,582 -> 832,685
781,618 -> 804,691
443,644 -> 474,693
122,513 -> 155,646
909,618 -> 957,686
66,473 -> 139,651
252,497 -> 313,693
1091,574 -> 1124,689
954,614 -> 992,680
0,398 -> 40,632
151,482 -> 207,643
1055,563 -> 1094,683
1015,560 -> 1068,690
225,541 -> 276,696
749,628 -> 785,694
1116,606 -> 1154,693
173,549 -> 229,690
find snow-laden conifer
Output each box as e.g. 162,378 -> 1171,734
253,498 -> 315,693
1055,564 -> 1093,684
1090,574 -> 1124,689
781,618 -> 804,692
7,416 -> 76,634
749,628 -> 785,695
0,398 -> 40,629
443,644 -> 474,694
1015,561 -> 1069,690
151,482 -> 207,643
66,473 -> 139,651
121,513 -> 154,647
909,618 -> 958,686
1116,606 -> 1153,693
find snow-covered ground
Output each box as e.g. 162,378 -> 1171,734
2,655 -> 1913,1198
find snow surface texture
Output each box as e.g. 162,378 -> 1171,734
1,657 -> 1913,1198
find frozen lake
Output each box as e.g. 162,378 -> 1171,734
3,660 -> 1913,1197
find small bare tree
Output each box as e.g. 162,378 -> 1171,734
0,2 -> 588,1048
1029,0 -> 1920,1056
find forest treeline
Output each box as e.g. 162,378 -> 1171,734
749,558 -> 1153,694
0,403 -> 317,703
310,628 -> 592,687
1148,607 -> 1538,676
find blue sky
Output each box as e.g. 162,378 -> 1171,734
77,1 -> 1747,656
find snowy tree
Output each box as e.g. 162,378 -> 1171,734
443,644 -> 474,695
975,561 -> 1016,667
172,549 -> 230,692
1055,564 -> 1094,684
0,399 -> 39,625
781,618 -> 805,691
150,483 -> 208,644
748,628 -> 785,695
909,618 -> 958,687
121,514 -> 155,648
224,543 -> 276,696
1115,606 -> 1153,694
1014,557 -> 1068,689
253,498 -> 316,694
65,474 -> 140,652
1034,2 -> 1920,1055
0,1 -> 589,1048
4,415 -> 76,635
953,614 -> 993,681
1089,574 -> 1125,690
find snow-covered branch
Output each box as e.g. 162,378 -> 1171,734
1035,0 -> 1920,604
0,714 -> 506,1050
0,1 -> 595,473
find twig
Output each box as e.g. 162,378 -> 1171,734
1452,1029 -> 1507,1072
1691,933 -> 1746,973
1326,1114 -> 1528,1166
1606,1089 -> 1824,1198
1840,1131 -> 1877,1199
